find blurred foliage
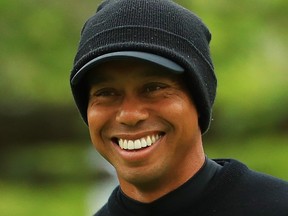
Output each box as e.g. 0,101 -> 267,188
0,0 -> 96,106
0,181 -> 87,216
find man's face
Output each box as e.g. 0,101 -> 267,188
87,59 -> 203,191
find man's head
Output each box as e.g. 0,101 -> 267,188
85,59 -> 203,197
70,0 -> 217,134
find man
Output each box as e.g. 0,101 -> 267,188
70,0 -> 288,215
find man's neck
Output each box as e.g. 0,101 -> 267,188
118,151 -> 206,203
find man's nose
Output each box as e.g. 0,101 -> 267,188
116,96 -> 149,126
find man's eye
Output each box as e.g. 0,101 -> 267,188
144,83 -> 168,93
93,88 -> 119,97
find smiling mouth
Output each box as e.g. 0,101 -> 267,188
113,133 -> 163,151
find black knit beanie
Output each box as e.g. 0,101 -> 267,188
70,0 -> 217,134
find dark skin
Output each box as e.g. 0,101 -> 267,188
86,59 -> 205,203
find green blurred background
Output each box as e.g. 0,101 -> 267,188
1,0 -> 287,215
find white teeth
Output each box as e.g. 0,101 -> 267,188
118,135 -> 162,150
134,139 -> 141,149
128,140 -> 134,150
146,136 -> 152,146
141,138 -> 147,148
124,140 -> 128,149
151,135 -> 156,143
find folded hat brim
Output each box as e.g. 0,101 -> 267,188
71,51 -> 184,85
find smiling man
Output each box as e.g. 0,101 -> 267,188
86,59 -> 204,203
70,0 -> 288,215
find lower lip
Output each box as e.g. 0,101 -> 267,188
114,136 -> 165,162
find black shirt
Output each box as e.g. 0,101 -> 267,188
94,159 -> 288,216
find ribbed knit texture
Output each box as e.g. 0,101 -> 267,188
70,0 -> 217,133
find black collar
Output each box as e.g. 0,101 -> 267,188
109,158 -> 222,216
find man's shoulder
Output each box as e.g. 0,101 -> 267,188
215,158 -> 288,191
212,158 -> 288,212
241,162 -> 288,200
197,159 -> 288,215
